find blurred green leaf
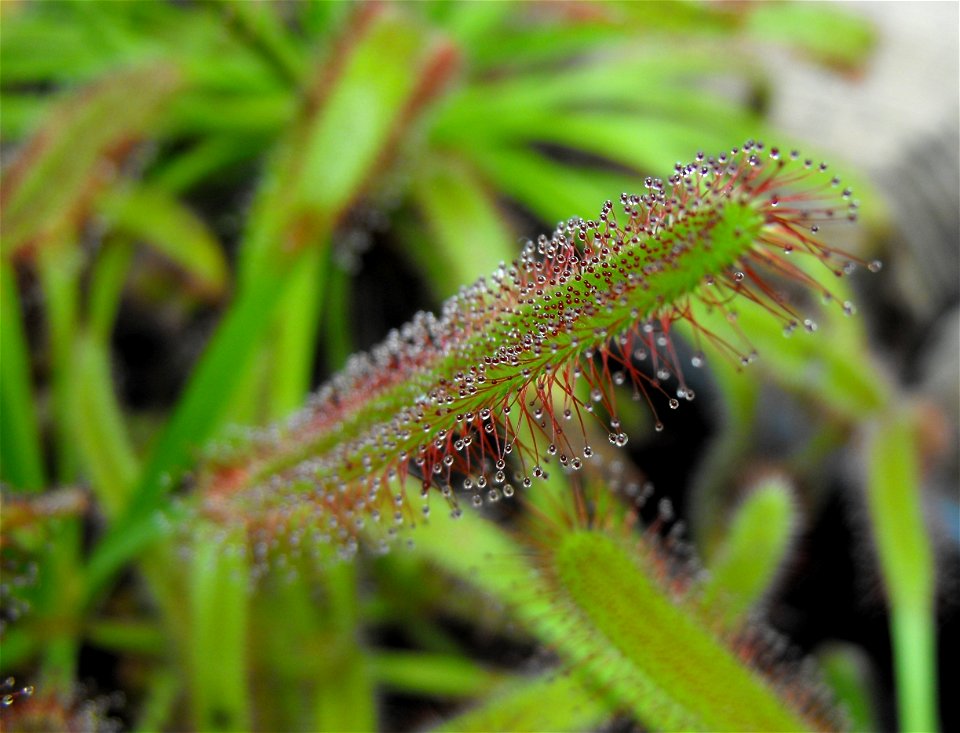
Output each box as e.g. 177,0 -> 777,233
431,672 -> 610,732
0,64 -> 181,259
410,153 -> 517,297
371,650 -> 503,699
818,643 -> 879,733
699,475 -> 797,628
96,185 -> 229,299
866,408 -> 939,733
189,525 -> 251,732
68,332 -> 140,518
746,2 -> 876,73
0,262 -> 45,491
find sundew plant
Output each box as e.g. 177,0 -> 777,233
0,2 -> 951,732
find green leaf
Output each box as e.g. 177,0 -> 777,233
699,475 -> 797,628
431,672 -> 610,732
410,153 -> 518,297
371,650 -> 502,698
87,238 -> 134,345
818,643 -> 879,733
68,333 -> 139,518
0,64 -> 181,259
551,530 -> 811,731
0,262 -> 45,490
312,563 -> 377,733
746,2 -> 876,74
189,524 -> 251,732
96,185 -> 229,298
866,408 -> 939,733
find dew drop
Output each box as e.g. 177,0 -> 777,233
471,494 -> 483,508
503,484 -> 515,498
487,489 -> 501,503
583,445 -> 594,458
590,388 -> 603,402
658,497 -> 675,521
803,318 -> 818,333
2,695 -> 13,707
668,398 -> 680,409
690,352 -> 705,368
867,259 -> 883,273
615,432 -> 629,446
734,271 -> 745,282
654,422 -> 665,432
842,301 -> 857,316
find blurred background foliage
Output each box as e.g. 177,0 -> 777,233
0,1 -> 956,731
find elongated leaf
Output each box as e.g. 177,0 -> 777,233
550,530 -> 813,731
0,262 -> 45,490
866,409 -> 939,733
68,332 -> 139,518
746,2 -> 876,73
96,185 -> 228,298
699,475 -> 797,628
411,153 -> 517,297
371,651 -> 503,699
189,524 -> 251,732
1,64 -> 181,259
431,672 -> 609,732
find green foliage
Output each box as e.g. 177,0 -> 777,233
0,3 -> 945,733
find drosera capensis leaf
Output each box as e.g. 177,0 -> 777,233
698,474 -> 798,630
0,262 -> 45,491
189,523 -> 251,732
82,5 -> 458,604
194,141 -> 871,559
94,185 -> 229,300
865,407 -> 939,733
0,63 -> 181,260
549,529 -> 822,731
429,671 -> 611,733
407,475 -> 841,733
